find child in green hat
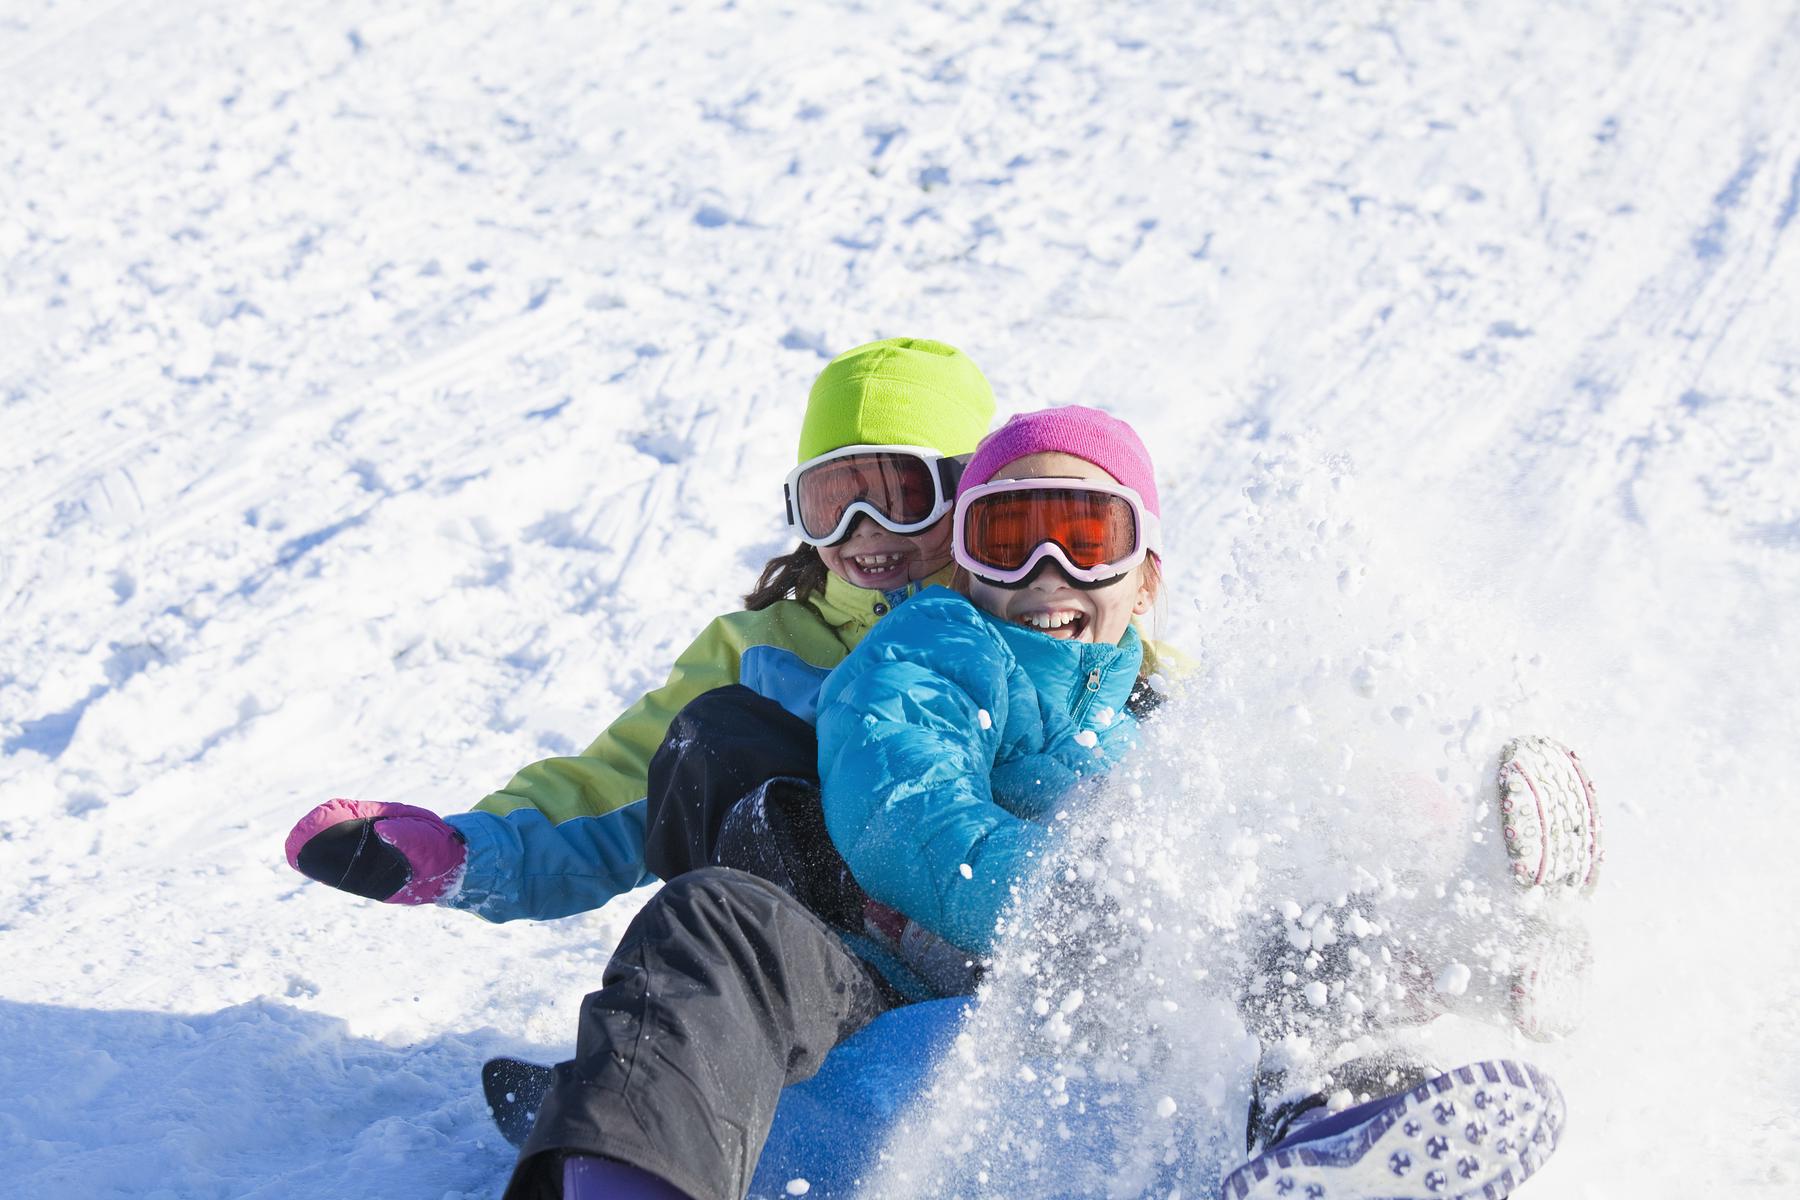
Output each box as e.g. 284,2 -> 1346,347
285,337 -> 996,922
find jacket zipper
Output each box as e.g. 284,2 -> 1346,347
1069,656 -> 1108,727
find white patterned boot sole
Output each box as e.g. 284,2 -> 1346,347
1222,1060 -> 1565,1200
1497,736 -> 1601,894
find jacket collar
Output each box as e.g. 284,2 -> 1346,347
811,564 -> 958,650
988,611 -> 1144,718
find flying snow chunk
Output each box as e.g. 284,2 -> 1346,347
786,1180 -> 811,1196
959,863 -> 973,879
977,709 -> 993,730
1435,962 -> 1472,996
1156,1095 -> 1178,1119
1304,981 -> 1329,1008
1074,729 -> 1099,747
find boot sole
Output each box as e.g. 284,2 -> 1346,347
1498,735 -> 1601,893
1222,1060 -> 1565,1200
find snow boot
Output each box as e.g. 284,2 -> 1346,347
1426,914 -> 1594,1043
562,1154 -> 691,1200
1497,736 -> 1601,894
1246,1051 -> 1439,1155
483,1056 -> 553,1147
1223,1060 -> 1565,1200
1508,916 -> 1593,1042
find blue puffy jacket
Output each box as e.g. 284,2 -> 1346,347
817,587 -> 1144,958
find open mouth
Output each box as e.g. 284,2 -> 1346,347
1015,609 -> 1089,640
847,551 -> 910,584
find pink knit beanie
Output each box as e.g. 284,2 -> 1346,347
959,405 -> 1160,516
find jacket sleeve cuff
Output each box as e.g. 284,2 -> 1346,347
440,805 -> 652,922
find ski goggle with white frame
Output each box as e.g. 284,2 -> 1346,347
783,444 -> 965,547
953,477 -> 1162,588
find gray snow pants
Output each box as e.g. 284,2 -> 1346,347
500,867 -> 901,1200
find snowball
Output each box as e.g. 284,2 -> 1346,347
959,863 -> 973,879
977,709 -> 992,730
1435,962 -> 1472,996
785,1180 -> 810,1196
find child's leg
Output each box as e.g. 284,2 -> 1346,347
643,683 -> 872,928
641,685 -> 818,880
502,867 -> 899,1200
710,774 -> 872,930
1238,894 -> 1442,1153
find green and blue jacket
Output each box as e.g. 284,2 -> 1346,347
443,570 -> 946,921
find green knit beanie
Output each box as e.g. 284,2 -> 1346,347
797,338 -> 996,462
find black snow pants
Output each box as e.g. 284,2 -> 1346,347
642,683 -> 872,930
501,868 -> 902,1200
503,686 -> 893,1200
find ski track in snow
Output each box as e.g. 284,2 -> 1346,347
3,2 -> 1798,1197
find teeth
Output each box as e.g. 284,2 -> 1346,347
853,553 -> 904,567
1022,611 -> 1082,630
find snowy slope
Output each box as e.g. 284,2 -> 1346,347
3,1 -> 1798,1197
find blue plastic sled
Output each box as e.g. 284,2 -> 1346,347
748,997 -> 965,1198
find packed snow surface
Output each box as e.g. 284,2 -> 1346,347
4,1 -> 1799,1197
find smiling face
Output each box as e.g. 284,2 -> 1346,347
964,452 -> 1157,645
815,514 -> 955,590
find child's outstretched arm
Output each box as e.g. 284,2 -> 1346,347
284,616 -> 748,918
436,614 -> 762,920
287,602 -> 856,920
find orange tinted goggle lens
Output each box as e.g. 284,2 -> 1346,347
962,490 -> 1138,570
795,453 -> 940,539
